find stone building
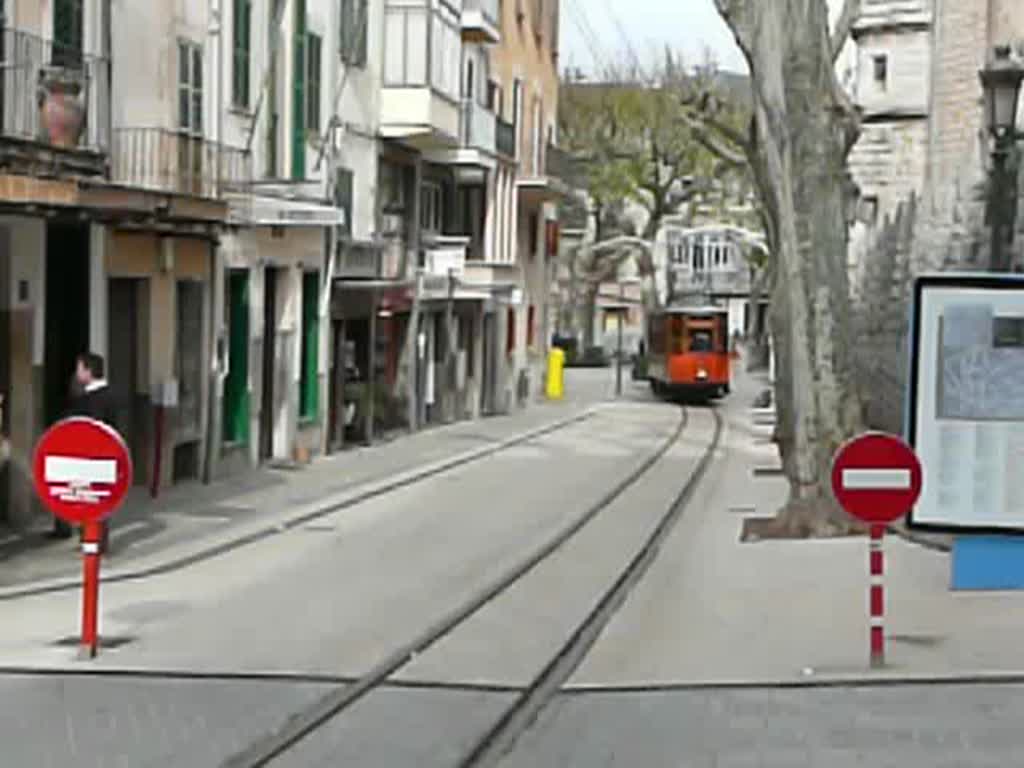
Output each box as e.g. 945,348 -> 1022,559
853,0 -> 1024,432
845,0 -> 932,282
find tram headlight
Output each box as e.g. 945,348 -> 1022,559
697,368 -> 708,380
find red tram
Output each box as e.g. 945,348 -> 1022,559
645,305 -> 731,400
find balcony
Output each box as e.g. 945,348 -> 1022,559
516,142 -> 571,203
0,28 -> 111,177
419,236 -> 468,298
496,117 -> 516,158
545,143 -> 576,182
461,0 -> 501,43
380,4 -> 462,147
111,128 -> 251,199
335,239 -> 405,281
461,100 -> 496,154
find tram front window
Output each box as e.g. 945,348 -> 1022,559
689,330 -> 713,352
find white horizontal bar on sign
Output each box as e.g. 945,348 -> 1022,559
841,469 -> 911,491
45,456 -> 117,485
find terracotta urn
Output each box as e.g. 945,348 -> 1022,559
39,67 -> 86,148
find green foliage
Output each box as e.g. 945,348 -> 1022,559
558,55 -> 754,239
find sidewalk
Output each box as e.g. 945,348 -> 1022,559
0,369 -> 616,593
582,366 -> 1024,685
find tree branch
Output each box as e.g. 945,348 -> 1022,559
679,110 -> 748,166
830,0 -> 860,62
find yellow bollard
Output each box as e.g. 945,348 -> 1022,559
546,347 -> 565,400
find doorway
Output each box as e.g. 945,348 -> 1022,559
43,221 -> 90,428
481,311 -> 495,415
108,278 -> 147,483
259,267 -> 278,462
223,270 -> 250,446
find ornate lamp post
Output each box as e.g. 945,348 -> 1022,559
979,45 -> 1024,272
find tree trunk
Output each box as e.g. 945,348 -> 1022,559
717,0 -> 864,536
582,284 -> 598,350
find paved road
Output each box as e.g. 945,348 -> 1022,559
0,368 -> 620,589
6,369 -> 1024,766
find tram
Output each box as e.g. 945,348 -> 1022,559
644,305 -> 731,400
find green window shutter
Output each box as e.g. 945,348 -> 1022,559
300,271 -> 320,419
306,33 -> 321,132
232,0 -> 251,108
291,0 -> 307,180
53,0 -> 83,65
224,271 -> 251,444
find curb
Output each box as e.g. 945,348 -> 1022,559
0,406 -> 602,601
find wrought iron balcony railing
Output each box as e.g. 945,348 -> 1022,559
0,27 -> 111,161
111,127 -> 251,199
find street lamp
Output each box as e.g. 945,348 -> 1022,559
979,45 -> 1024,272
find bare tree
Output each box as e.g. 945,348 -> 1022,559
690,0 -> 865,536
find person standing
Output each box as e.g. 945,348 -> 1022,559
66,353 -> 117,553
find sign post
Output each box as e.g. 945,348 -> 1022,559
831,432 -> 923,668
32,417 -> 132,659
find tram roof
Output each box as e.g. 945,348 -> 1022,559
653,305 -> 727,316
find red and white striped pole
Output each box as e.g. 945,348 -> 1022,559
869,523 -> 885,668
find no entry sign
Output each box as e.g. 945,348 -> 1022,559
831,431 -> 923,668
33,417 -> 132,525
31,416 -> 132,659
831,432 -> 923,524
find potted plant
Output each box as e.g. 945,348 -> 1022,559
38,64 -> 87,148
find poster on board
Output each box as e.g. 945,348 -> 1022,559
907,273 -> 1024,532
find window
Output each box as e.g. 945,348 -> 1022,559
861,195 -> 879,226
306,33 -> 322,132
232,0 -> 252,108
421,183 -> 443,233
506,307 -> 517,354
512,79 -> 524,159
334,167 -> 354,238
379,161 -> 406,211
527,305 -> 536,347
528,212 -> 539,260
299,271 -> 320,420
873,55 -> 888,88
176,281 -> 204,436
53,0 -> 83,66
464,59 -> 475,100
488,80 -> 502,112
341,0 -> 369,66
178,41 -> 204,134
291,0 -> 307,179
692,241 -> 705,272
223,271 -> 250,445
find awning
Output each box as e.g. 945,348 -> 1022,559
227,193 -> 346,227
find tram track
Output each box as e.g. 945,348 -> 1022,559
219,405 -> 722,768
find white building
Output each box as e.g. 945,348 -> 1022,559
656,224 -> 769,339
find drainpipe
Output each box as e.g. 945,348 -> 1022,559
102,0 -> 112,160
212,0 -> 224,196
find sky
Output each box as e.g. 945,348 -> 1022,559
559,0 -> 846,79
559,0 -> 748,77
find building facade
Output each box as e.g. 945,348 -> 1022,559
0,0 -> 567,533
844,0 -> 932,281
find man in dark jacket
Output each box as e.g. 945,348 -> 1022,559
66,352 -> 117,553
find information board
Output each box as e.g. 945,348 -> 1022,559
908,274 -> 1024,532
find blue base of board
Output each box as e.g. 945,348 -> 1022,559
951,536 -> 1024,591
